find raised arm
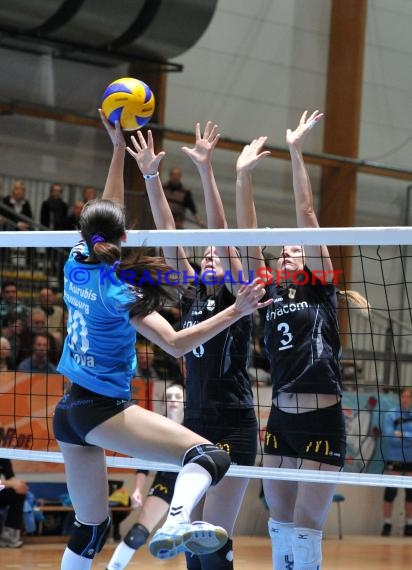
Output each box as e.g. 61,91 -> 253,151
235,137 -> 271,278
99,109 -> 126,207
182,122 -> 244,294
127,130 -> 194,277
286,110 -> 333,277
132,279 -> 272,358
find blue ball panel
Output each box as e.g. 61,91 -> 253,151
142,83 -> 152,103
103,82 -> 132,99
136,115 -> 150,127
108,107 -> 123,125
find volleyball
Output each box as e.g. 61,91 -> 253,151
101,77 -> 155,131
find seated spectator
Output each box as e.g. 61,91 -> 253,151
1,314 -> 27,369
17,333 -> 57,373
35,288 -> 64,346
0,336 -> 12,371
18,309 -> 61,365
0,281 -> 29,327
65,200 -> 84,230
0,458 -> 27,548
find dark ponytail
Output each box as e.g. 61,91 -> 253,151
79,199 -> 125,264
120,249 -> 187,318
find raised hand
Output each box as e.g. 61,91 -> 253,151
127,130 -> 166,176
234,278 -> 273,316
181,121 -> 220,168
286,110 -> 323,149
99,108 -> 126,149
236,136 -> 271,174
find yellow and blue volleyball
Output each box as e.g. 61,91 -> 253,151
102,77 -> 155,131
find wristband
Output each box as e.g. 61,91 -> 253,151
143,172 -> 159,180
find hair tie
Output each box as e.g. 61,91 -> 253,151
112,260 -> 121,270
91,233 -> 106,245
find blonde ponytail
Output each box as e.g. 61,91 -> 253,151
337,290 -> 371,317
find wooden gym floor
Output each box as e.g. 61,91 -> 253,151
1,536 -> 412,569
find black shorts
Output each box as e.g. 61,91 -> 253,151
184,408 -> 257,466
385,461 -> 412,474
148,471 -> 178,504
53,383 -> 134,446
263,402 -> 346,467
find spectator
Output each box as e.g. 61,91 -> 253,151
1,180 -> 34,265
18,308 -> 60,365
17,333 -> 57,373
163,166 -> 205,228
381,388 -> 412,537
1,180 -> 32,231
40,183 -> 68,276
66,200 -> 84,230
40,182 -> 68,230
36,288 -> 64,346
0,458 -> 28,548
1,314 -> 27,369
134,341 -> 165,414
0,281 -> 29,327
82,185 -> 97,203
0,336 -> 12,371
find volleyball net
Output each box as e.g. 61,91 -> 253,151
0,226 -> 411,488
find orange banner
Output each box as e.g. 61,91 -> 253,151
0,372 -> 151,473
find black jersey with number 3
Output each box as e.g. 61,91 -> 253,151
181,284 -> 253,420
264,267 -> 342,397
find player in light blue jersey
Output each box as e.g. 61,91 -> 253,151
381,388 -> 412,537
53,110 -> 271,570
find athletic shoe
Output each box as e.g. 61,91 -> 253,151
0,526 -> 23,548
404,524 -> 412,537
381,523 -> 392,536
149,521 -> 228,559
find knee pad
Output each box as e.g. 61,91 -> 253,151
292,527 -> 322,567
384,487 -> 397,502
123,522 -> 149,550
68,517 -> 111,559
199,539 -> 234,570
268,519 -> 294,568
406,488 -> 412,502
268,518 -> 294,550
185,551 -> 202,570
183,444 -> 230,486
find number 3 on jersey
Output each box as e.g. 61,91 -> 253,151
277,322 -> 293,351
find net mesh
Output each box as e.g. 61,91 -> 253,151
0,227 -> 411,487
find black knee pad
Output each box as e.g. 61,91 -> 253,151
384,487 -> 397,502
123,522 -> 149,550
199,539 -> 234,570
68,517 -> 111,559
183,444 -> 230,486
185,551 -> 202,569
406,488 -> 412,502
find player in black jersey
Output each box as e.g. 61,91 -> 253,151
127,122 -> 266,570
236,110 -> 368,570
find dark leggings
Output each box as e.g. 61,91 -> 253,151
0,488 -> 25,529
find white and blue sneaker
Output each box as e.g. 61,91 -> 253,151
149,521 -> 228,560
